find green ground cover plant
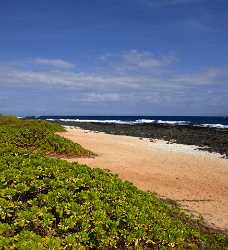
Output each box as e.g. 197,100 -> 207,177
0,116 -> 227,249
0,116 -> 93,157
0,116 -> 64,132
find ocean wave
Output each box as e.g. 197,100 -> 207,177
46,118 -> 191,126
47,118 -> 129,124
156,120 -> 190,125
134,119 -> 156,124
47,118 -> 182,125
200,123 -> 228,129
46,118 -> 228,128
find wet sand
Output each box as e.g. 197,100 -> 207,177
57,127 -> 228,232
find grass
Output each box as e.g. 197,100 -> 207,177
0,116 -> 227,249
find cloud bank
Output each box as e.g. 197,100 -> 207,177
0,52 -> 227,115
33,58 -> 75,69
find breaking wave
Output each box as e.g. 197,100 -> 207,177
45,118 -> 228,128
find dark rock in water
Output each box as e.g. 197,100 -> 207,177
58,121 -> 228,158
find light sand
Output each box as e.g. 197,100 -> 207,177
57,127 -> 228,232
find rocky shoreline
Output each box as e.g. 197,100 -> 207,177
56,121 -> 228,158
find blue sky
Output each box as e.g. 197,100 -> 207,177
0,0 -> 228,116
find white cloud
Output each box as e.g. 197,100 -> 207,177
120,50 -> 177,70
81,93 -> 121,102
33,58 -> 75,69
0,53 -> 227,112
0,59 -> 227,92
173,68 -> 228,85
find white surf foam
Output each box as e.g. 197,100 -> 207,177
46,118 -> 228,128
200,123 -> 228,129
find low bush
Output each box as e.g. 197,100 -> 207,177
0,145 -> 227,249
0,117 -> 93,157
0,115 -> 64,132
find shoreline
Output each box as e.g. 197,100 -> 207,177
58,126 -> 228,233
54,121 -> 228,158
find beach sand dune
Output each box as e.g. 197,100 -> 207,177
58,127 -> 228,232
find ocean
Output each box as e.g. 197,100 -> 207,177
36,116 -> 228,129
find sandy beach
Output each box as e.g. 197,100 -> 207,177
58,127 -> 228,232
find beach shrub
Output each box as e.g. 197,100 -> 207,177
0,115 -> 64,132
0,146 -> 227,249
0,117 -> 93,157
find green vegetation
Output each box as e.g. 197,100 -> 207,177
0,116 -> 93,157
0,116 -> 227,249
0,115 -> 64,132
